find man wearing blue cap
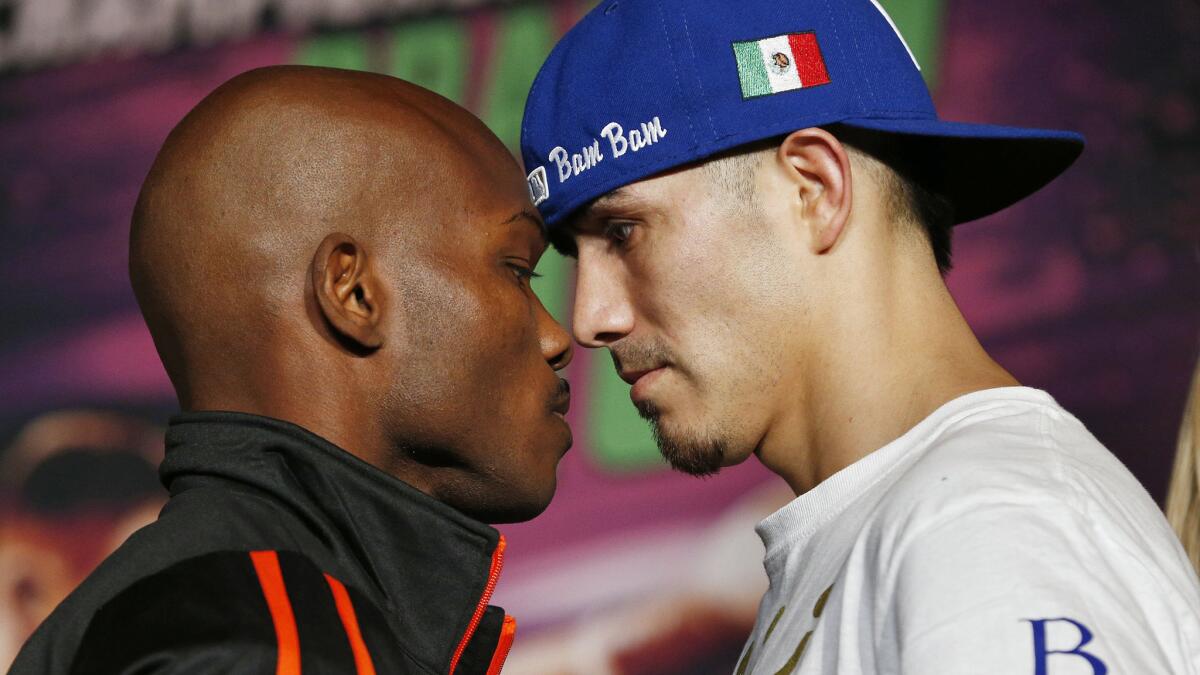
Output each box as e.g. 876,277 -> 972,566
521,0 -> 1200,673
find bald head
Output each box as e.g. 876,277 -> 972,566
131,65 -> 517,404
130,66 -> 573,523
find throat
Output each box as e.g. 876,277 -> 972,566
758,344 -> 1017,496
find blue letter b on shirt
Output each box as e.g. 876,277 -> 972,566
1025,618 -> 1107,674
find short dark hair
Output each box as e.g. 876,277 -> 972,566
825,124 -> 956,274
698,125 -> 956,274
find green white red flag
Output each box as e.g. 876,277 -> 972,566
732,32 -> 831,99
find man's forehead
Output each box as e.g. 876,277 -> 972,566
587,163 -> 703,210
562,187 -> 641,236
576,173 -> 685,220
591,186 -> 632,209
582,185 -> 654,217
502,209 -> 548,238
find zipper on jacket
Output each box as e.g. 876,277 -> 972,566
485,615 -> 517,675
448,535 -> 506,674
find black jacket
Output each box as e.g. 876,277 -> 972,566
10,412 -> 516,675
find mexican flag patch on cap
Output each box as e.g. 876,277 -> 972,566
732,32 -> 831,99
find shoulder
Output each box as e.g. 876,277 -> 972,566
877,391 -> 1152,528
862,392 -> 1200,604
68,550 -> 420,675
811,392 -> 1200,671
9,498 -> 332,674
860,391 -> 1198,583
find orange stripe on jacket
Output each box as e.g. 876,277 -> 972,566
485,615 -> 517,675
250,550 -> 301,675
324,573 -> 377,675
449,536 -> 507,674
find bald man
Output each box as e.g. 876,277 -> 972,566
11,66 -> 571,675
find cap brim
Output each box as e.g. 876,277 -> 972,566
839,118 -> 1084,224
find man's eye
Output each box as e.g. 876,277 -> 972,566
508,263 -> 542,283
603,221 -> 635,245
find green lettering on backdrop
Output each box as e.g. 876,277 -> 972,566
879,0 -> 945,90
477,5 -> 571,324
292,0 -> 944,474
294,32 -> 369,71
392,18 -> 467,104
481,4 -> 552,149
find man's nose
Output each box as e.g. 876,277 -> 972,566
572,254 -> 634,349
536,295 -> 573,371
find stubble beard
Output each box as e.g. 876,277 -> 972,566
613,342 -> 730,476
634,399 -> 728,477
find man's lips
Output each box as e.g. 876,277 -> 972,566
618,367 -> 663,386
550,380 -> 571,415
621,367 -> 668,402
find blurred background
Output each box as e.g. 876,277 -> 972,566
0,0 -> 1197,672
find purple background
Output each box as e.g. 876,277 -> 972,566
0,0 -> 1197,671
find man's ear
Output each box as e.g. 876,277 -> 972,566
776,128 -> 853,255
311,233 -> 384,351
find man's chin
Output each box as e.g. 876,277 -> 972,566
471,484 -> 557,524
637,403 -> 728,477
663,447 -> 725,477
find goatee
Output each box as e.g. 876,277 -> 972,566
634,399 -> 726,477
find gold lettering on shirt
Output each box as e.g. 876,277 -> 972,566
773,584 -> 834,675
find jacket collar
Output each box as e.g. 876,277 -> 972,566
159,411 -> 503,672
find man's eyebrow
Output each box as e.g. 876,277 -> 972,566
568,188 -> 631,230
589,187 -> 630,210
501,209 -> 547,237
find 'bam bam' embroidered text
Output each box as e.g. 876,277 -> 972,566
547,116 -> 668,183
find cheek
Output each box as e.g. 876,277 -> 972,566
646,208 -> 790,306
419,270 -> 533,354
449,290 -> 551,435
464,284 -> 542,380
391,272 -> 522,406
638,232 -> 764,342
640,234 -> 792,399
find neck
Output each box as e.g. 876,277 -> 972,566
179,327 -> 394,485
758,247 -> 1017,496
181,343 -> 470,510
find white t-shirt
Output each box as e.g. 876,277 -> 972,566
736,387 -> 1200,675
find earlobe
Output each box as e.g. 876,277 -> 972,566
778,128 -> 853,255
311,233 -> 384,351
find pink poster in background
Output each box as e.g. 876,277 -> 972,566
1,0 -> 1197,672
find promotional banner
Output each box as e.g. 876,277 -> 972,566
1,0 -> 1196,671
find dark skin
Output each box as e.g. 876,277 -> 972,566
129,66 -> 572,523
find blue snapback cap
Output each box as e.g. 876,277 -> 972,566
520,0 -> 1084,228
